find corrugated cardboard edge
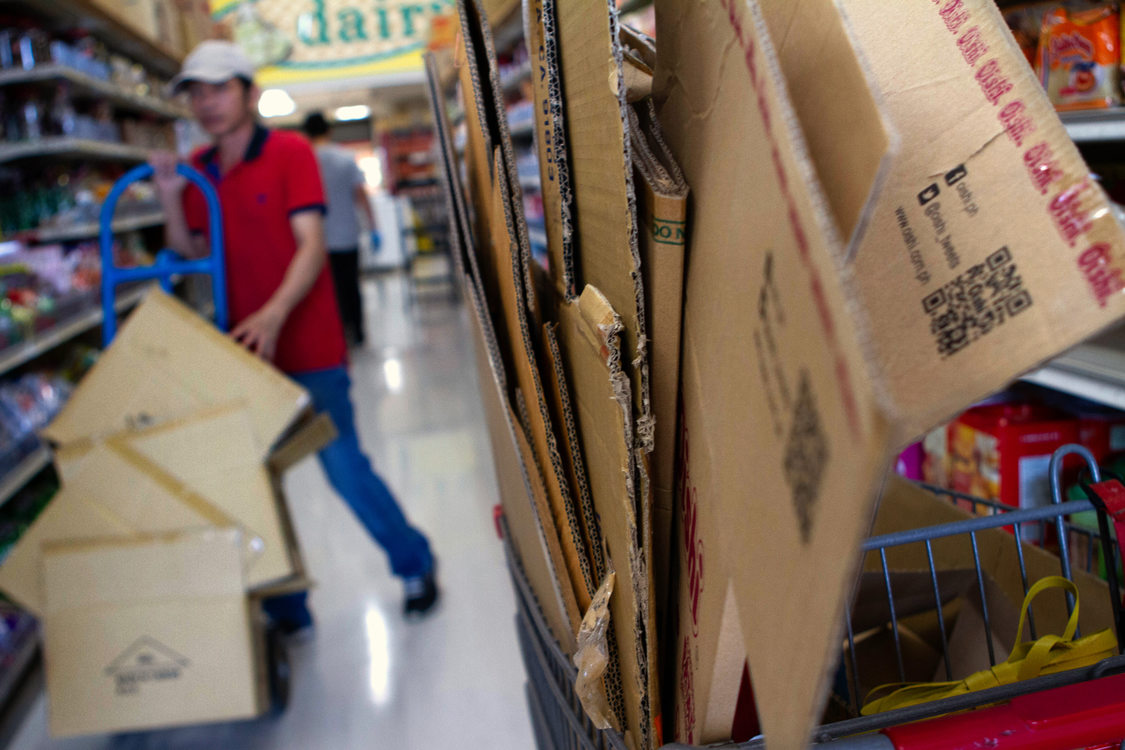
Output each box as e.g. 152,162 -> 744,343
560,286 -> 654,750
267,412 -> 337,474
555,0 -> 653,454
543,321 -> 628,729
466,274 -> 581,653
628,97 -> 689,682
522,0 -> 578,300
459,0 -> 540,325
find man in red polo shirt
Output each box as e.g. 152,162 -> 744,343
152,41 -> 437,630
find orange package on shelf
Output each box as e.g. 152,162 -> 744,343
1039,4 -> 1121,111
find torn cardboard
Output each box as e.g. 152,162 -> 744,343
43,530 -> 260,737
554,0 -> 652,448
483,144 -> 598,612
557,286 -> 655,750
834,0 -> 1125,437
654,0 -> 895,746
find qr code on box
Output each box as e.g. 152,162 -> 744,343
923,247 -> 1033,357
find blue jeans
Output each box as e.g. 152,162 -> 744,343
265,366 -> 433,628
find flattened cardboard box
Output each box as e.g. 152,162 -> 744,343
465,274 -> 580,653
52,405 -> 325,595
0,442 -> 234,616
658,0 -> 1125,744
832,0 -> 1125,437
43,289 -> 310,455
43,530 -> 260,737
655,0 -> 895,746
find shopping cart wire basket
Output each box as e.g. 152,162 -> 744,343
501,444 -> 1125,749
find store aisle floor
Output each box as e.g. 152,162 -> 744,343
8,273 -> 535,749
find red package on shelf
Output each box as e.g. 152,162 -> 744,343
946,403 -> 1079,514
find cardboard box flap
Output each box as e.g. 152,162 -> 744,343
759,0 -> 897,249
268,412 -> 337,474
43,529 -> 245,613
43,289 -> 309,454
42,528 -> 259,737
0,485 -> 136,616
839,0 -> 1125,436
655,0 -> 894,745
480,139 -> 600,613
465,274 -> 581,654
51,405 -> 304,591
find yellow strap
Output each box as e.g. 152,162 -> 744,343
861,576 -> 1118,715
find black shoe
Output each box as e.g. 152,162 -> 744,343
403,570 -> 439,617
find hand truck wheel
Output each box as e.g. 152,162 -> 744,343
266,625 -> 291,715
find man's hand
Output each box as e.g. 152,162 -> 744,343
151,150 -> 187,199
231,304 -> 286,361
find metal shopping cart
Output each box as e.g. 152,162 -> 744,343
503,444 -> 1125,750
97,163 -> 290,714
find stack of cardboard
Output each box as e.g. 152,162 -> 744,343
0,290 -> 334,738
440,0 -> 1125,746
427,0 -> 688,746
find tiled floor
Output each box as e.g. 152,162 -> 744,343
8,273 -> 535,749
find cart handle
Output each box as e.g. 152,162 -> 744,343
100,163 -> 228,345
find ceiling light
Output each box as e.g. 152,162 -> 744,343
258,89 -> 296,118
335,104 -> 371,121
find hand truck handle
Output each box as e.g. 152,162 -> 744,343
99,162 -> 229,345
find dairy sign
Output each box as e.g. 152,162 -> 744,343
211,0 -> 453,85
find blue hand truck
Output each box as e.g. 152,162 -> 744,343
98,162 -> 229,345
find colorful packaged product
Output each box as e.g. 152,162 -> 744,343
1039,4 -> 1121,111
950,403 -> 1079,515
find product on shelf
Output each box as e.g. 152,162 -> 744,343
1039,3 -> 1121,110
0,163 -> 162,238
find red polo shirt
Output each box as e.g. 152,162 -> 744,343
183,125 -> 347,374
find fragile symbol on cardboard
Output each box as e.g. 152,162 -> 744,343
105,636 -> 190,696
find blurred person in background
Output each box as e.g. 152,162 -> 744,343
303,111 -> 377,347
151,41 -> 439,632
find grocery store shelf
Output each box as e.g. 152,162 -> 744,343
0,448 -> 50,509
0,65 -> 187,119
30,210 -> 163,244
1022,327 -> 1125,410
5,0 -> 182,75
1060,109 -> 1125,144
0,283 -> 152,377
0,138 -> 150,165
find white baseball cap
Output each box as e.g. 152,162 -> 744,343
169,40 -> 256,95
